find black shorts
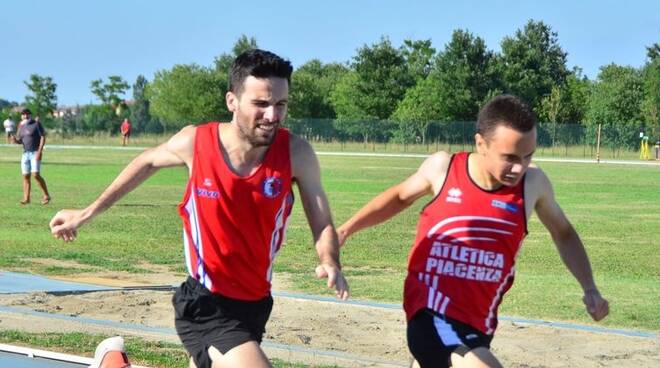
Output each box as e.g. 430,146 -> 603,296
407,309 -> 493,368
172,277 -> 273,368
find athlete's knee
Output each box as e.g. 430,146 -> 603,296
451,347 -> 502,368
209,342 -> 271,368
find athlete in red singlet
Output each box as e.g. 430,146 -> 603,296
338,95 -> 608,368
50,49 -> 349,368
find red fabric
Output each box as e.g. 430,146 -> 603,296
120,120 -> 131,134
403,152 -> 527,334
178,123 -> 293,300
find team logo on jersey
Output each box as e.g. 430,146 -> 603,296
262,177 -> 283,198
445,187 -> 462,204
196,187 -> 220,199
203,178 -> 213,187
491,199 -> 518,213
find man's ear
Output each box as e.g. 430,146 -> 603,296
475,133 -> 487,155
226,91 -> 238,112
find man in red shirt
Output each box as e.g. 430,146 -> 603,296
120,118 -> 131,146
338,95 -> 608,368
50,49 -> 349,368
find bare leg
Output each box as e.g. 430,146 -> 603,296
185,342 -> 271,368
32,173 -> 50,203
21,174 -> 31,204
209,341 -> 271,368
451,347 -> 503,368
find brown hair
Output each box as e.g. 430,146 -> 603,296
476,95 -> 536,139
229,49 -> 293,96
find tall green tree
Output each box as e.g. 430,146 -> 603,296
586,64 -> 644,151
289,59 -> 347,119
391,75 -> 444,143
499,20 -> 569,111
331,37 -> 414,121
433,29 -> 500,121
90,76 -> 130,111
24,74 -> 58,118
147,64 -> 227,130
400,39 -> 436,82
641,43 -> 660,136
539,67 -> 590,124
130,75 -> 151,132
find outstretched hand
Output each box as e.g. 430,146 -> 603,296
582,289 -> 609,321
315,264 -> 349,300
49,209 -> 85,242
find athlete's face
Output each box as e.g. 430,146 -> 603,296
475,125 -> 537,187
226,76 -> 289,147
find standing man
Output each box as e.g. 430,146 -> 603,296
50,49 -> 349,368
337,95 -> 608,368
3,115 -> 15,144
120,118 -> 132,146
13,108 -> 51,205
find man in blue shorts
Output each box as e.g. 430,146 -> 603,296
13,108 -> 51,205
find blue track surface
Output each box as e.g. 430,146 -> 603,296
0,271 -> 106,294
0,351 -> 85,368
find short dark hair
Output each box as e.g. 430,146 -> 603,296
476,95 -> 536,139
229,49 -> 293,95
21,108 -> 32,115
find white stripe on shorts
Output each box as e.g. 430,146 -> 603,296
432,315 -> 462,346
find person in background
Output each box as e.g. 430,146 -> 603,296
120,118 -> 132,146
3,115 -> 15,144
13,108 -> 51,205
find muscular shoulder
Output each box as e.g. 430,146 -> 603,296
415,151 -> 452,196
288,133 -> 318,179
524,165 -> 553,207
160,125 -> 196,166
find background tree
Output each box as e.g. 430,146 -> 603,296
391,75 -> 444,143
641,43 -> 660,137
90,76 -> 129,111
147,64 -> 227,131
432,29 -> 500,121
24,74 -> 58,121
130,75 -> 151,132
288,60 -> 347,119
400,39 -> 436,82
499,20 -> 569,111
586,64 -> 644,153
332,37 -> 414,122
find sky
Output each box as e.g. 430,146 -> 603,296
1,0 -> 658,107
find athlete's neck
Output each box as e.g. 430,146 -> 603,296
468,153 -> 503,191
218,123 -> 269,177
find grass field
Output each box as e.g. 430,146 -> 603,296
41,131 -> 646,159
0,331 -> 336,368
0,144 -> 658,335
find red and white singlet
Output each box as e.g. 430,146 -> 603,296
178,123 -> 294,301
404,152 -> 527,334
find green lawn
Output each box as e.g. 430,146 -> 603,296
0,145 -> 658,333
0,331 -> 335,368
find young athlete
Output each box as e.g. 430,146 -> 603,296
337,95 -> 608,368
50,49 -> 349,368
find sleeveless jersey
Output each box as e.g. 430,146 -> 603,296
178,122 -> 294,301
403,152 -> 527,334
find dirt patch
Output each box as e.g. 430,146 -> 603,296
0,270 -> 658,367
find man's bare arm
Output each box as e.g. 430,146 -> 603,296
337,151 -> 450,245
50,126 -> 195,241
531,168 -> 609,321
291,135 -> 348,300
